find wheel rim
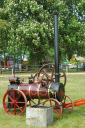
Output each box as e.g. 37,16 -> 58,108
42,99 -> 62,121
3,89 -> 27,116
33,72 -> 49,86
27,99 -> 40,106
38,63 -> 66,86
61,95 -> 74,114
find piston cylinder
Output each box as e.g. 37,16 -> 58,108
18,83 -> 50,100
18,82 -> 64,101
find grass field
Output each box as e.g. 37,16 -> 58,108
0,73 -> 85,128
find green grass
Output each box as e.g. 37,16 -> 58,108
0,73 -> 85,128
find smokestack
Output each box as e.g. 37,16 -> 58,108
50,12 -> 65,102
54,11 -> 59,83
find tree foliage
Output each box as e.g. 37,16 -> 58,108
0,0 -> 85,64
0,19 -> 10,67
69,57 -> 77,64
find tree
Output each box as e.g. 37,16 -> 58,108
2,0 -> 54,64
0,19 -> 10,68
0,0 -> 4,8
69,57 -> 77,64
60,0 -> 85,60
0,0 -> 85,64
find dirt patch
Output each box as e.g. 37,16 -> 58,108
0,72 -> 85,78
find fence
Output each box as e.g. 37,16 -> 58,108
0,64 -> 85,74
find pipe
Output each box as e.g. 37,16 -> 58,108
54,11 -> 59,83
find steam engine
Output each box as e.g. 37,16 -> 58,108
3,12 -> 66,118
8,74 -> 65,102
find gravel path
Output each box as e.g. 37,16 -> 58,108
0,72 -> 85,78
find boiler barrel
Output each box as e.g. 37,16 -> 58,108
18,83 -> 50,99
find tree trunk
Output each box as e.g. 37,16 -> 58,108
3,48 -> 6,69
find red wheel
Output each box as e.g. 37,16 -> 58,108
42,99 -> 62,121
27,99 -> 40,106
33,72 -> 49,87
3,89 -> 27,116
38,63 -> 66,86
61,95 -> 74,114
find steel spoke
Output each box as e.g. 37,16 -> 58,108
16,102 -> 25,104
14,104 -> 16,115
61,95 -> 73,114
41,74 -> 44,80
50,100 -> 52,106
54,109 -> 60,114
60,75 -> 64,77
42,99 -> 62,121
15,104 -> 23,112
4,102 -> 13,104
38,63 -> 66,86
3,89 -> 27,116
30,99 -> 36,104
15,93 -> 22,101
64,96 -> 66,104
42,69 -> 50,78
7,103 -> 14,112
7,94 -> 14,102
53,103 -> 60,114
13,90 -> 15,101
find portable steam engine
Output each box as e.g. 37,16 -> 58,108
3,12 -> 75,121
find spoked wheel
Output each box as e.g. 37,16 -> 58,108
33,72 -> 49,87
61,95 -> 74,114
42,99 -> 62,121
38,63 -> 66,87
27,99 -> 40,106
3,89 -> 27,116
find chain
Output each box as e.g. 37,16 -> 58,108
66,86 -> 85,92
72,99 -> 85,116
65,86 -> 85,116
72,109 -> 85,116
31,100 -> 63,108
62,104 -> 85,116
31,100 -> 85,116
1,99 -> 85,116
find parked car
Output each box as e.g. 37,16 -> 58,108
68,64 -> 77,69
78,63 -> 83,69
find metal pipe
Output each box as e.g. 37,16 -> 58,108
54,11 -> 59,83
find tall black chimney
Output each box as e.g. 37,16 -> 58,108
49,12 -> 65,101
54,11 -> 59,83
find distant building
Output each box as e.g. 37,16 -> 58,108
1,60 -> 14,67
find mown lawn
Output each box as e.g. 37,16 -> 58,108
0,73 -> 85,128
